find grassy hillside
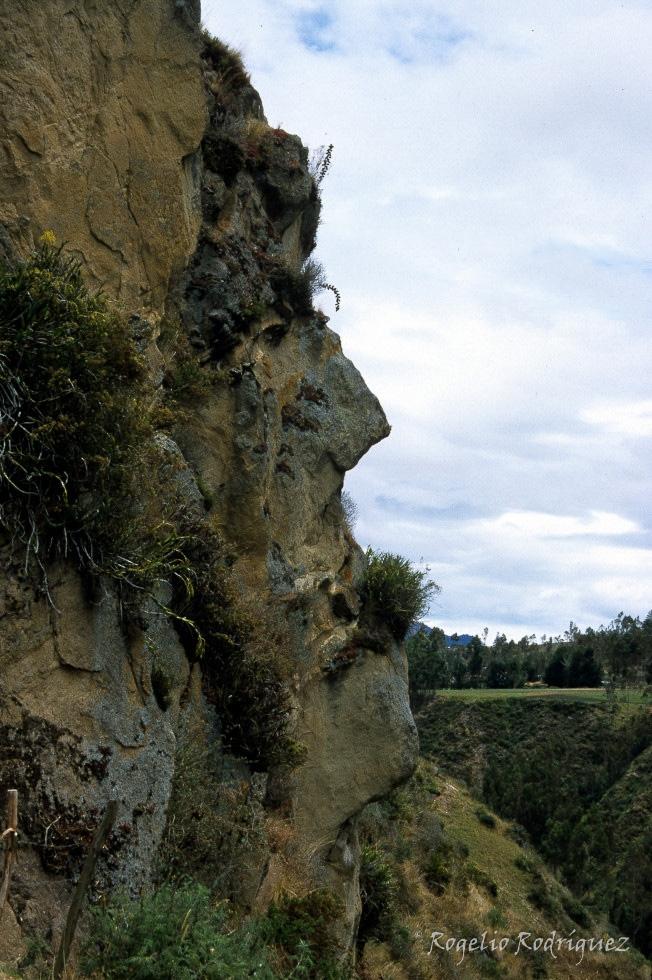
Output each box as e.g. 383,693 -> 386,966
568,744 -> 652,955
415,696 -> 652,958
357,760 -> 650,978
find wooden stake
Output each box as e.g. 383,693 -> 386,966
53,799 -> 118,980
0,789 -> 18,911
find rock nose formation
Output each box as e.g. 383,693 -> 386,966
0,0 -> 418,962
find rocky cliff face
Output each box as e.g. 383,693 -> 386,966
0,0 -> 417,964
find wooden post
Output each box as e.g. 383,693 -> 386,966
53,799 -> 118,980
0,789 -> 18,910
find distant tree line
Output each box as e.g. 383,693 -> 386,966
407,612 -> 652,707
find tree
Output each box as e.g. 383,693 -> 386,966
467,636 -> 484,687
406,628 -> 449,707
567,646 -> 602,687
486,659 -> 512,689
449,650 -> 468,689
544,651 -> 567,687
604,612 -> 643,686
523,652 -> 540,682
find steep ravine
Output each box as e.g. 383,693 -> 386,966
0,0 -> 417,967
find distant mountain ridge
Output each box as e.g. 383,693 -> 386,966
408,622 -> 473,647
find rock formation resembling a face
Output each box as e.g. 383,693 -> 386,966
0,0 -> 420,961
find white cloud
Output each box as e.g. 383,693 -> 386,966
582,400 -> 652,438
203,0 -> 652,638
477,510 -> 639,539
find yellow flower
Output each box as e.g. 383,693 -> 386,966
39,229 -> 57,247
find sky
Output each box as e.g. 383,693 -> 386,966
202,0 -> 652,640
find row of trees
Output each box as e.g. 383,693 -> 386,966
407,612 -> 652,706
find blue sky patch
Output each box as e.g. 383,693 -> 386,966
296,8 -> 337,53
535,239 -> 652,274
375,495 -> 482,522
387,12 -> 473,65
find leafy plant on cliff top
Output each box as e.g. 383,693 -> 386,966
270,257 -> 341,316
201,29 -> 251,108
361,548 -> 439,641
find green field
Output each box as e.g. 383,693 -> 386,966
432,686 -> 650,706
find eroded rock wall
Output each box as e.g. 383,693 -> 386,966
0,0 -> 418,961
0,0 -> 205,310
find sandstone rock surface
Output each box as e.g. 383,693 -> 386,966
0,0 -> 205,311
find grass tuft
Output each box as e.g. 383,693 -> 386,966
361,548 -> 439,641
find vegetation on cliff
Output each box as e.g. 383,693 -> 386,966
0,237 -> 296,773
79,882 -> 349,980
0,237 -> 152,582
81,883 -> 276,980
361,548 -> 439,641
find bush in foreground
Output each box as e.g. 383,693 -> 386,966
82,884 -> 350,980
82,883 -> 275,980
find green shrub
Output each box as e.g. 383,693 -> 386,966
475,808 -> 497,828
81,883 -> 276,979
161,722 -> 267,893
358,844 -> 398,940
388,924 -> 412,960
486,907 -> 508,929
358,845 -> 413,965
393,838 -> 413,862
0,237 -> 197,611
0,237 -> 151,577
422,849 -> 452,895
561,891 -> 592,928
380,787 -> 414,824
466,862 -> 498,897
527,872 -> 559,916
506,822 -> 530,847
17,934 -> 50,974
264,890 -> 345,979
159,317 -> 211,408
479,959 -> 506,979
361,548 -> 439,641
514,853 -> 536,874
